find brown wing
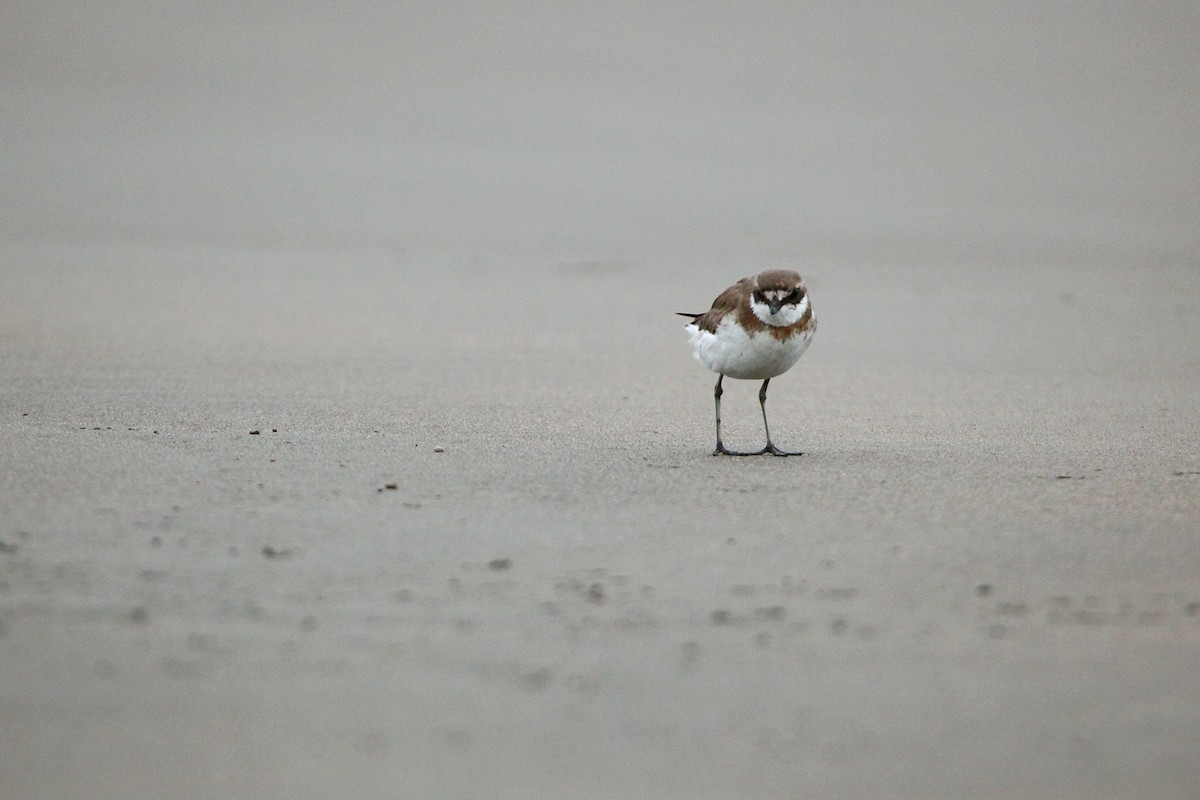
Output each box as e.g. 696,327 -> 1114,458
691,278 -> 750,334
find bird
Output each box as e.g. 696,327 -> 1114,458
677,269 -> 816,456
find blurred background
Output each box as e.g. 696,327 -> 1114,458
3,1 -> 1197,266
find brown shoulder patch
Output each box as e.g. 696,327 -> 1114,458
695,277 -> 752,334
734,293 -> 769,334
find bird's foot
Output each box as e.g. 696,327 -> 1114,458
712,442 -> 757,456
712,443 -> 803,457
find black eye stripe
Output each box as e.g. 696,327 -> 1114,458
757,288 -> 805,304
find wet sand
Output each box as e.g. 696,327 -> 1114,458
3,4 -> 1199,799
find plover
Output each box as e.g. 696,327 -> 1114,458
678,270 -> 816,456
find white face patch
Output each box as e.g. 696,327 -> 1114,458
750,289 -> 809,326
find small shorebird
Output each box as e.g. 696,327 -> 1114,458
678,269 -> 816,456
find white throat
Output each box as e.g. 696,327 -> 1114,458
750,293 -> 809,327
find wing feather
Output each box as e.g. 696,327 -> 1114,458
690,278 -> 749,333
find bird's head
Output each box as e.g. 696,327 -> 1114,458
750,270 -> 810,325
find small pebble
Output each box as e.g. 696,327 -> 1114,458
433,446 -> 445,453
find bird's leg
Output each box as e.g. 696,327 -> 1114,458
758,378 -> 773,447
712,375 -> 727,455
712,374 -> 766,456
756,378 -> 803,457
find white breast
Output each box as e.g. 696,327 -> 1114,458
686,315 -> 814,380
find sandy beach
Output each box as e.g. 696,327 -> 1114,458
3,4 -> 1199,799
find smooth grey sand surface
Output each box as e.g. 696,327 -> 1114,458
3,4 -> 1200,799
4,248 -> 1199,799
